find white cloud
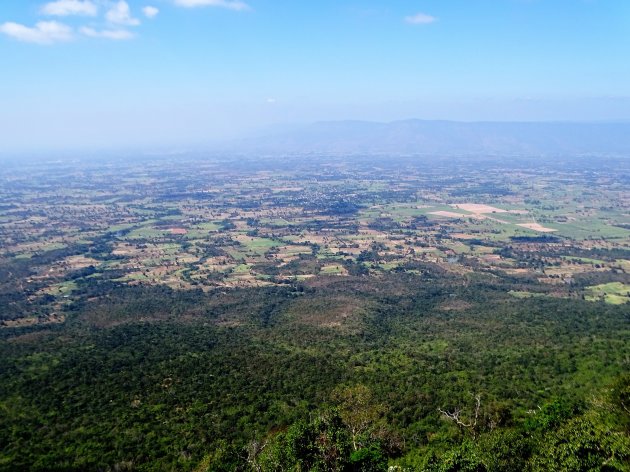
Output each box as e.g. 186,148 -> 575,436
142,6 -> 159,19
106,1 -> 140,26
404,13 -> 437,25
174,0 -> 250,11
266,98 -> 276,104
41,0 -> 98,17
80,26 -> 134,40
0,21 -> 73,44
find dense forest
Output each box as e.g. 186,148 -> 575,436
1,265 -> 628,470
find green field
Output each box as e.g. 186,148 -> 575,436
585,282 -> 630,305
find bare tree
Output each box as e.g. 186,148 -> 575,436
246,439 -> 268,472
438,393 -> 482,439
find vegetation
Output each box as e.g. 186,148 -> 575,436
0,155 -> 628,470
1,269 -> 628,470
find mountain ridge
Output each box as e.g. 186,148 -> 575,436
227,119 -> 630,155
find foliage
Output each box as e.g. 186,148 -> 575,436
0,271 -> 628,470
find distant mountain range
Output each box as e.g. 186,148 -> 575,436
228,120 -> 630,155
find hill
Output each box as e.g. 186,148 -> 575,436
230,120 -> 630,155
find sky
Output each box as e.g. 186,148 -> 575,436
1,0 -> 629,151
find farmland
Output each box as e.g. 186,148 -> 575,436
1,155 -> 628,326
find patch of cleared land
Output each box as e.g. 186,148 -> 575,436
429,211 -> 467,218
452,204 -> 508,214
516,223 -> 557,233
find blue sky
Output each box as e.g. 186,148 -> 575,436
1,0 -> 629,151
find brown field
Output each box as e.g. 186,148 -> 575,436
450,233 -> 478,240
451,203 -> 508,214
516,223 -> 557,233
438,300 -> 473,311
429,211 -> 467,218
112,243 -> 136,256
482,254 -> 502,262
64,255 -> 101,269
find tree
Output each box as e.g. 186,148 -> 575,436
529,412 -> 630,471
258,410 -> 352,471
332,385 -> 384,451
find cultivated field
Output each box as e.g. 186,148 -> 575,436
1,154 -> 628,326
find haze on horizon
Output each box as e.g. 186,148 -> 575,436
1,0 -> 629,152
